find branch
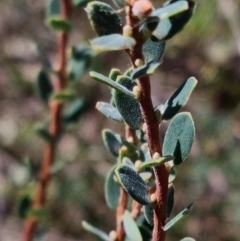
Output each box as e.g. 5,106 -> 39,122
125,1 -> 169,241
22,1 -> 71,241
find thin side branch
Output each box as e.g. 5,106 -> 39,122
22,1 -> 71,241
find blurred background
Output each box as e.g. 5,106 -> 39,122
0,0 -> 240,240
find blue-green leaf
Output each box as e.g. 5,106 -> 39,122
163,203 -> 194,231
160,77 -> 198,120
114,76 -> 142,129
62,98 -> 86,124
90,34 -> 136,52
163,112 -> 195,165
102,129 -> 122,157
96,102 -> 123,122
90,72 -> 136,99
72,0 -> 89,7
142,40 -> 166,63
35,44 -> 52,71
115,165 -> 150,205
180,238 -> 196,241
140,155 -> 174,169
69,46 -> 93,81
46,0 -> 60,18
131,61 -> 161,80
105,164 -> 120,209
167,184 -> 175,217
36,69 -> 53,104
123,210 -> 143,241
85,1 -> 122,36
144,205 -> 154,226
82,221 -> 110,241
17,195 -> 32,218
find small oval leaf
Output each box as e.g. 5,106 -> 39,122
47,17 -> 71,32
163,203 -> 194,231
163,112 -> 195,165
115,164 -> 150,205
167,184 -> 175,217
85,1 -> 122,36
90,34 -> 136,52
144,205 -> 154,226
102,129 -> 122,157
123,210 -> 143,241
161,77 -> 198,120
82,221 -> 111,241
17,195 -> 32,218
96,102 -> 123,122
140,155 -> 174,169
105,164 -> 120,209
114,76 -> 142,129
109,68 -> 121,81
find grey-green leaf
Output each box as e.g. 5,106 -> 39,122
112,0 -> 125,8
131,61 -> 161,80
72,0 -> 89,7
102,129 -> 122,157
144,205 -> 154,226
140,155 -> 174,169
85,1 -> 122,36
17,195 -> 32,218
163,112 -> 195,165
35,44 -> 52,71
69,46 -> 93,81
123,210 -> 143,241
161,77 -> 198,120
90,72 -> 136,99
47,17 -> 71,32
82,221 -> 111,241
167,184 -> 175,217
163,203 -> 194,231
46,0 -> 60,18
115,165 -> 150,205
62,98 -> 86,124
105,164 -> 120,209
180,238 -> 196,241
36,69 -> 53,103
142,40 -> 166,63
114,76 -> 142,129
96,102 -> 123,122
90,34 -> 136,52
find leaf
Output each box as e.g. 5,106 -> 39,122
112,0 -> 125,8
144,205 -> 154,226
123,210 -> 143,241
35,44 -> 52,71
180,238 -> 196,241
69,46 -> 93,81
138,226 -> 152,241
163,203 -> 194,231
51,89 -> 76,101
90,72 -> 136,99
124,68 -> 133,77
17,195 -> 32,218
96,102 -> 123,122
151,0 -> 195,41
45,0 -> 60,18
91,34 -> 136,52
139,172 -> 152,181
163,112 -> 195,165
161,77 -> 198,120
131,61 -> 161,80
50,159 -> 72,174
35,69 -> 53,103
72,0 -> 89,7
34,123 -> 53,142
120,140 -> 142,162
47,17 -> 72,32
62,98 -> 86,124
115,165 -> 150,205
105,164 -> 120,209
140,155 -> 174,169
142,40 -> 166,63
169,166 -> 177,183
27,207 -> 48,219
113,76 -> 142,129
167,184 -> 175,217
102,129 -> 122,157
82,221 -> 111,241
109,68 -> 121,81
85,1 -> 122,36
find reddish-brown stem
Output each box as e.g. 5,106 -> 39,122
125,2 -> 169,241
22,1 -> 71,241
116,189 -> 128,241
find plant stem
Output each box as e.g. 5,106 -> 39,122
22,1 -> 71,241
125,2 -> 169,241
